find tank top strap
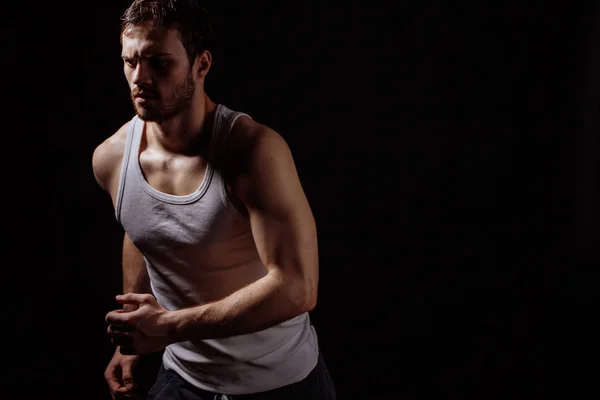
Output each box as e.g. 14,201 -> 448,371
115,115 -> 142,223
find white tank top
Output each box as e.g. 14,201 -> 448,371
115,104 -> 319,395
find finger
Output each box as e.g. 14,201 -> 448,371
108,329 -> 133,340
105,366 -> 124,394
108,323 -> 134,347
109,323 -> 135,333
121,358 -> 138,392
116,293 -> 150,306
106,309 -> 132,325
107,376 -> 123,394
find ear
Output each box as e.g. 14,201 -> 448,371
193,50 -> 212,79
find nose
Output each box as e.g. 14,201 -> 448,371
131,61 -> 152,87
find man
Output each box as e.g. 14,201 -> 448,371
91,1 -> 336,399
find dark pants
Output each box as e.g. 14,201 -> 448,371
146,352 -> 336,400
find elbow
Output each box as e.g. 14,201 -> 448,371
290,275 -> 318,314
303,292 -> 317,313
271,262 -> 318,315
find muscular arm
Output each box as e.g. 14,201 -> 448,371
92,123 -> 152,308
93,123 -> 153,354
95,130 -> 154,399
172,124 -> 319,340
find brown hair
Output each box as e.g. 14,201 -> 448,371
120,0 -> 214,65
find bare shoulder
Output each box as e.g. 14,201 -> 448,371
92,120 -> 131,194
228,115 -> 292,168
227,114 -> 312,221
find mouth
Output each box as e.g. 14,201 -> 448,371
134,94 -> 158,104
133,89 -> 158,99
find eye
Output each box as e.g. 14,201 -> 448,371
151,59 -> 169,69
124,59 -> 137,67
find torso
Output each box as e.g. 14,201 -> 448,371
95,106 -> 319,393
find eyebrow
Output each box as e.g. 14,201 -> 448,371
121,52 -> 172,59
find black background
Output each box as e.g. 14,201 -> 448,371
3,1 -> 599,398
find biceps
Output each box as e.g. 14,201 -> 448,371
233,128 -> 318,274
249,201 -> 318,276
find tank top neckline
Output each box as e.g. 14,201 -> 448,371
130,104 -> 224,205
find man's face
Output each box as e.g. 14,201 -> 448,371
121,21 -> 196,122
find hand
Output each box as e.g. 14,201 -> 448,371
104,348 -> 143,400
106,293 -> 177,355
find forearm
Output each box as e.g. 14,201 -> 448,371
172,269 -> 313,341
122,233 -> 151,312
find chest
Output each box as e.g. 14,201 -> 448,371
138,148 -> 208,197
120,187 -> 234,255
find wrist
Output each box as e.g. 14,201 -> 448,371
167,309 -> 187,343
168,305 -> 209,343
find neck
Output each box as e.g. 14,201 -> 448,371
147,93 -> 217,155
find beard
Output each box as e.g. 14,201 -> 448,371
131,72 -> 195,122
